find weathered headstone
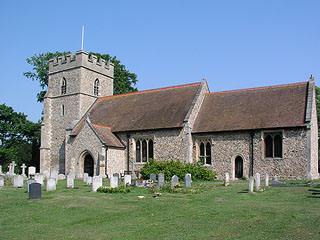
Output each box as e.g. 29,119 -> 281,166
86,176 -> 93,185
171,175 -> 179,188
58,174 -> 66,180
27,180 -> 36,192
0,176 -> 4,189
185,173 -> 192,188
113,173 -> 120,180
0,165 -> 3,175
50,169 -> 59,183
150,173 -> 157,182
46,178 -> 56,191
249,177 -> 254,193
42,170 -> 50,179
68,173 -> 75,179
35,173 -> 44,185
158,173 -> 165,187
67,175 -> 74,188
21,164 -> 27,177
92,176 -> 102,192
124,175 -> 132,187
28,166 -> 36,178
110,176 -> 118,188
29,183 -> 41,200
224,172 -> 230,187
13,175 -> 24,188
255,173 -> 261,191
265,174 -> 269,187
83,173 -> 89,183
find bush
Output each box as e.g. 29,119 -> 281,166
97,186 -> 130,193
140,159 -> 216,181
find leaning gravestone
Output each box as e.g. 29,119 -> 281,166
185,173 -> 192,188
13,175 -> 24,188
35,173 -> 44,185
28,166 -> 36,178
29,183 -> 41,200
158,173 -> 165,187
0,176 -> 4,189
46,178 -> 56,191
265,174 -> 269,187
86,176 -> 93,185
92,176 -> 102,192
124,175 -> 132,187
255,173 -> 261,191
249,177 -> 254,193
67,175 -> 74,188
27,180 -> 36,192
150,173 -> 157,182
83,173 -> 88,183
171,175 -> 179,188
224,173 -> 230,187
110,176 -> 118,188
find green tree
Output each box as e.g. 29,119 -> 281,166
24,51 -> 138,102
0,104 -> 40,172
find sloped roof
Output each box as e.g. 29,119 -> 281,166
89,82 -> 201,132
92,124 -> 125,148
193,82 -> 308,133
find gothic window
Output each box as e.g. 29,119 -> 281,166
264,132 -> 283,158
135,138 -> 154,163
61,78 -> 66,95
198,140 -> 212,165
94,79 -> 99,96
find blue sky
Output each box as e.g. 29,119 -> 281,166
1,0 -> 319,122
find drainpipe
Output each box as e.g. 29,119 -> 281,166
250,132 -> 254,177
127,134 -> 130,172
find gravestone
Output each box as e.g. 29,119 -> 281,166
265,174 -> 269,187
50,169 -> 59,183
67,175 -> 74,188
42,170 -> 50,179
86,176 -> 93,185
92,176 -> 102,192
58,174 -> 66,180
110,176 -> 118,188
10,161 -> 17,175
21,164 -> 27,177
150,173 -> 157,182
83,173 -> 88,183
171,175 -> 179,188
158,173 -> 165,187
35,173 -> 44,185
0,165 -> 3,175
255,173 -> 261,191
29,183 -> 41,200
28,166 -> 36,178
113,173 -> 120,180
224,173 -> 230,187
13,175 -> 24,188
185,173 -> 192,188
0,176 -> 4,189
249,177 -> 254,193
124,175 -> 132,187
27,180 -> 36,192
46,178 -> 56,191
68,173 -> 75,179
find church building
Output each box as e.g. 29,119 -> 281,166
40,50 -> 319,180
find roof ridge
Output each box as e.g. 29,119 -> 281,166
92,124 -> 112,129
207,82 -> 308,96
98,82 -> 201,101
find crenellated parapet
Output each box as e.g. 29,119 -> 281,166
48,50 -> 114,78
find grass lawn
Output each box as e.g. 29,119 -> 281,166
0,179 -> 320,240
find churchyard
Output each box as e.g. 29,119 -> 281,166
1,165 -> 320,240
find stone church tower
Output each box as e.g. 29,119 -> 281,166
40,51 -> 114,174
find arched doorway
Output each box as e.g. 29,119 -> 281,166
84,154 -> 94,177
235,156 -> 243,179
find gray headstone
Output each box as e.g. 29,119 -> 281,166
86,176 -> 93,185
46,178 -> 56,191
255,173 -> 261,191
171,175 -> 179,188
110,176 -> 118,188
124,175 -> 131,187
83,173 -> 89,183
35,173 -> 44,185
0,165 -> 2,175
185,173 -> 192,188
158,173 -> 165,187
58,174 -> 66,180
13,175 -> 24,188
249,177 -> 254,193
50,170 -> 59,183
150,173 -> 157,182
67,175 -> 74,188
113,173 -> 119,179
92,176 -> 102,192
27,180 -> 36,192
29,183 -> 41,200
224,172 -> 230,187
271,179 -> 287,187
28,166 -> 36,178
0,176 -> 4,188
265,174 -> 269,187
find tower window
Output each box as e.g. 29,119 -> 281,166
61,78 -> 66,95
94,79 -> 99,96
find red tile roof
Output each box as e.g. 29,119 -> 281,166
92,124 -> 124,148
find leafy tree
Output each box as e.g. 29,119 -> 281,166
24,51 -> 138,102
0,104 -> 40,172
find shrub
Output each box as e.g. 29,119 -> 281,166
140,159 -> 216,181
97,186 -> 130,193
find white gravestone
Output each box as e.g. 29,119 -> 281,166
265,174 -> 269,187
86,176 -> 93,185
35,173 -> 44,185
13,175 -> 24,188
58,174 -> 66,180
255,173 -> 261,191
0,176 -> 4,189
67,175 -> 74,188
27,180 -> 36,192
28,166 -> 36,178
11,161 -> 17,175
0,165 -> 3,175
110,176 -> 118,188
46,178 -> 56,191
249,177 -> 254,193
50,170 -> 59,183
185,173 -> 192,188
92,176 -> 102,192
224,173 -> 230,187
21,164 -> 27,177
68,173 -> 75,179
83,173 -> 88,183
171,175 -> 179,188
124,175 -> 132,187
158,173 -> 165,187
42,170 -> 50,180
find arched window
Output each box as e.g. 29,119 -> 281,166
61,78 -> 66,95
136,141 -> 141,163
135,138 -> 154,163
198,140 -> 212,165
149,140 -> 154,159
264,132 -> 283,158
94,79 -> 99,96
